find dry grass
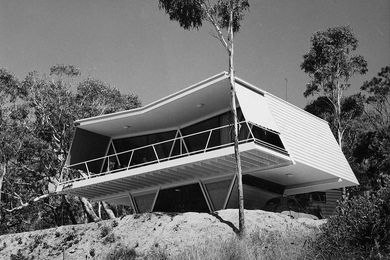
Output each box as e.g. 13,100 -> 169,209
0,210 -> 322,259
151,228 -> 315,260
102,228 -> 315,260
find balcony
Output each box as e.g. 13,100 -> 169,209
57,121 -> 292,200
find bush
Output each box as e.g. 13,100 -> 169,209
100,225 -> 112,238
314,177 -> 390,259
105,247 -> 137,260
10,250 -> 29,260
103,233 -> 116,245
112,220 -> 119,228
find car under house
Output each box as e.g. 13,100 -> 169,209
56,72 -> 359,217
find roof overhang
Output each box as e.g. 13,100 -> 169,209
77,72 -> 235,138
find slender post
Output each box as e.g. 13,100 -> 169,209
85,162 -> 90,178
285,78 -> 288,101
228,5 -> 245,236
127,151 -> 134,169
205,129 -> 213,152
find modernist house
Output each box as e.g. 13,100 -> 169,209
57,72 -> 359,216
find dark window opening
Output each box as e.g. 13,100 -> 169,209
182,115 -> 220,152
250,125 -> 284,149
134,193 -> 156,213
310,192 -> 326,203
113,131 -> 176,166
204,179 -> 232,210
153,183 -> 209,213
107,108 -> 285,171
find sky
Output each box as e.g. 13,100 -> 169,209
1,0 -> 389,108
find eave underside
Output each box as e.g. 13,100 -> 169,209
59,144 -> 291,201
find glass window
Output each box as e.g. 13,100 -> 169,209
310,192 -> 326,203
251,125 -> 285,149
113,131 -> 176,166
153,183 -> 209,213
134,192 -> 156,213
205,179 -> 232,210
182,116 -> 220,152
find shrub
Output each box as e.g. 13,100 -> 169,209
0,241 -> 6,251
112,220 -> 119,228
103,233 -> 116,245
29,234 -> 45,252
89,248 -> 95,257
10,249 -> 29,260
64,232 -> 76,243
145,245 -> 169,260
100,225 -> 112,238
105,247 -> 137,260
16,237 -> 22,245
314,177 -> 390,259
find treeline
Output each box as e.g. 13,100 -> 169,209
0,65 -> 141,234
304,65 -> 390,190
300,26 -> 389,258
300,26 -> 389,192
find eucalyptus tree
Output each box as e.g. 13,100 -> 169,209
353,66 -> 390,189
158,0 -> 250,235
361,66 -> 390,130
301,26 -> 367,149
0,69 -> 27,205
0,66 -> 141,233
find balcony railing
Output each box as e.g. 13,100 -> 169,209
59,121 -> 287,186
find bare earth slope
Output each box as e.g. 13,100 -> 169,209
0,209 -> 325,259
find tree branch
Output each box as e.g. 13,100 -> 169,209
200,1 -> 229,51
4,193 -> 54,213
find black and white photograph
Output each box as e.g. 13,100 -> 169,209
0,0 -> 389,259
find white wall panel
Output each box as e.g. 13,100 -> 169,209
235,84 -> 279,133
265,93 -> 358,185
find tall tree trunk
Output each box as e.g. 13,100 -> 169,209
79,197 -> 101,222
0,162 -> 5,221
228,6 -> 245,236
0,162 -> 6,203
102,201 -> 116,219
335,82 -> 346,196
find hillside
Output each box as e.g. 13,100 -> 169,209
0,209 -> 325,260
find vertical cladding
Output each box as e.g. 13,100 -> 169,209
265,94 -> 358,184
322,189 -> 342,218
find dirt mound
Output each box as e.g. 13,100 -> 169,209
0,209 -> 325,259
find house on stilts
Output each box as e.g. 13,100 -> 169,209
56,72 -> 359,217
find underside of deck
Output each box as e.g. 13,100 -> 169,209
57,142 -> 292,201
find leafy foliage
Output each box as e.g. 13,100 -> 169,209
301,26 -> 367,147
313,176 -> 390,259
158,0 -> 249,33
305,94 -> 364,137
301,26 -> 368,98
361,66 -> 390,129
0,65 -> 140,234
158,0 -> 204,30
305,66 -> 390,190
76,78 -> 140,118
305,66 -> 390,257
349,66 -> 389,190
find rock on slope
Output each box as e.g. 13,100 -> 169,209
0,209 -> 325,259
